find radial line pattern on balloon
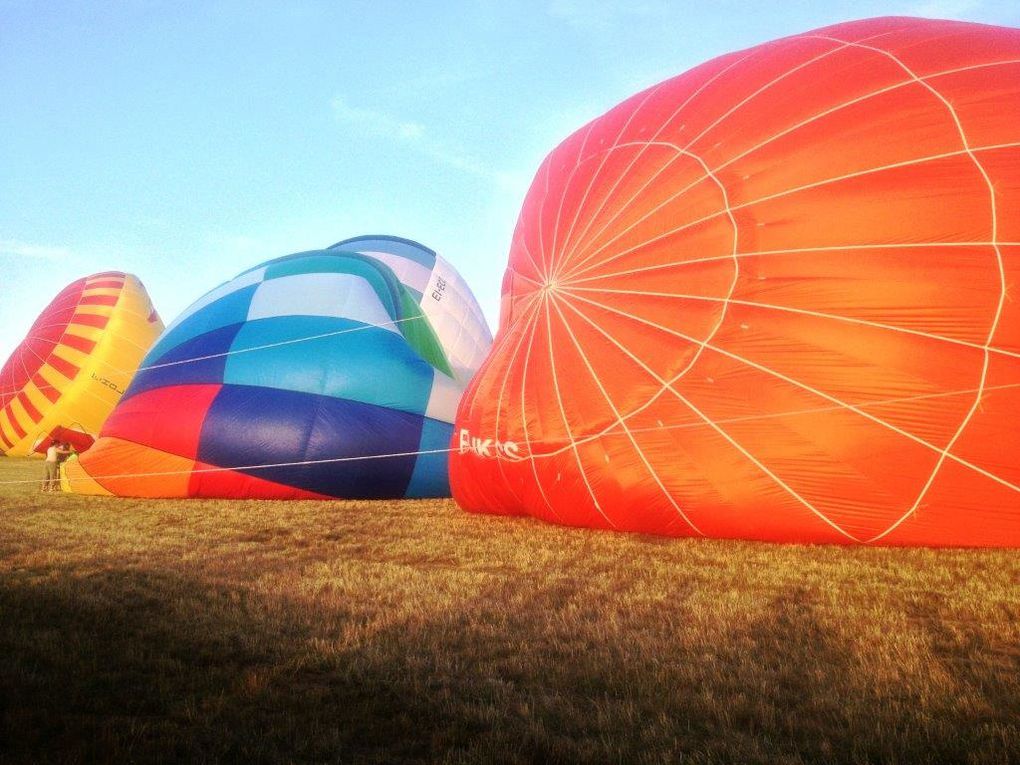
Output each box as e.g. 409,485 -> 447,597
517,288 -> 561,520
563,287 -> 1020,360
560,60 -> 1020,284
528,158 -> 554,285
542,292 -> 616,527
813,35 -> 1008,543
548,121 -> 598,270
563,140 -> 1019,286
552,79 -> 675,278
553,289 -> 861,541
555,29 -> 909,281
554,48 -> 765,275
559,288 -> 1020,497
549,291 -> 703,534
566,241 -> 1020,287
491,292 -> 545,503
543,142 -> 744,390
515,381 -> 1020,461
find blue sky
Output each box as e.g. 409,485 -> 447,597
2,0 -> 1017,363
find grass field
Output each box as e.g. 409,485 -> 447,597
0,456 -> 1017,764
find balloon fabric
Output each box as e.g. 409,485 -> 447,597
0,272 -> 163,457
65,238 -> 492,499
450,17 -> 1020,546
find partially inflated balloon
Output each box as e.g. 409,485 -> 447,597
451,17 -> 1020,546
65,239 -> 492,498
0,272 -> 163,456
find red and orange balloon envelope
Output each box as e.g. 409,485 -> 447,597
0,272 -> 163,456
451,17 -> 1020,546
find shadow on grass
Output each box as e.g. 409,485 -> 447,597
0,565 -> 1016,764
0,566 -> 458,764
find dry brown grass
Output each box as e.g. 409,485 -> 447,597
0,456 -> 1017,764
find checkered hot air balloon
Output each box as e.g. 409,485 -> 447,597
65,237 -> 492,498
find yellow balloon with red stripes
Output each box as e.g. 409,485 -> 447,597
0,272 -> 164,457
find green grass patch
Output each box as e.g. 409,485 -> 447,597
0,456 -> 1017,763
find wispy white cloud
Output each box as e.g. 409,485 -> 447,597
904,0 -> 983,18
331,96 -> 499,182
331,96 -> 425,142
547,0 -> 671,31
0,239 -> 73,260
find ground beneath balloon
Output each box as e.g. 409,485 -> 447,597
0,456 -> 1016,764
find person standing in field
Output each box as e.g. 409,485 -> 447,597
42,443 -> 60,492
41,441 -> 71,493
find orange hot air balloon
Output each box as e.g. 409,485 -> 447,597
450,17 -> 1020,546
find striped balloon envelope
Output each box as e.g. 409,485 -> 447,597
450,17 -> 1020,546
0,272 -> 163,457
64,238 -> 492,498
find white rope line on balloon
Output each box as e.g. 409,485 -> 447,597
554,32 -> 889,278
523,380 -> 1020,459
561,53 -> 1020,279
560,60 -> 1020,284
542,290 -> 617,527
0,447 -> 459,485
518,287 -> 562,520
6,298 -> 427,390
117,313 -> 435,375
563,138 -> 1020,285
549,291 -> 704,535
559,288 -> 1020,496
0,301 -> 470,448
4,378 -> 1020,490
818,35 -> 1007,544
554,31 -> 903,281
551,288 -> 862,542
556,50 -> 760,273
550,37 -> 766,277
490,292 -> 545,505
565,240 -> 1020,286
549,120 -> 598,267
562,286 -> 1020,360
524,158 -> 554,285
1,328 -> 160,400
659,146 -> 741,385
1,314 -> 450,423
550,78 -> 669,273
552,29 -> 897,275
